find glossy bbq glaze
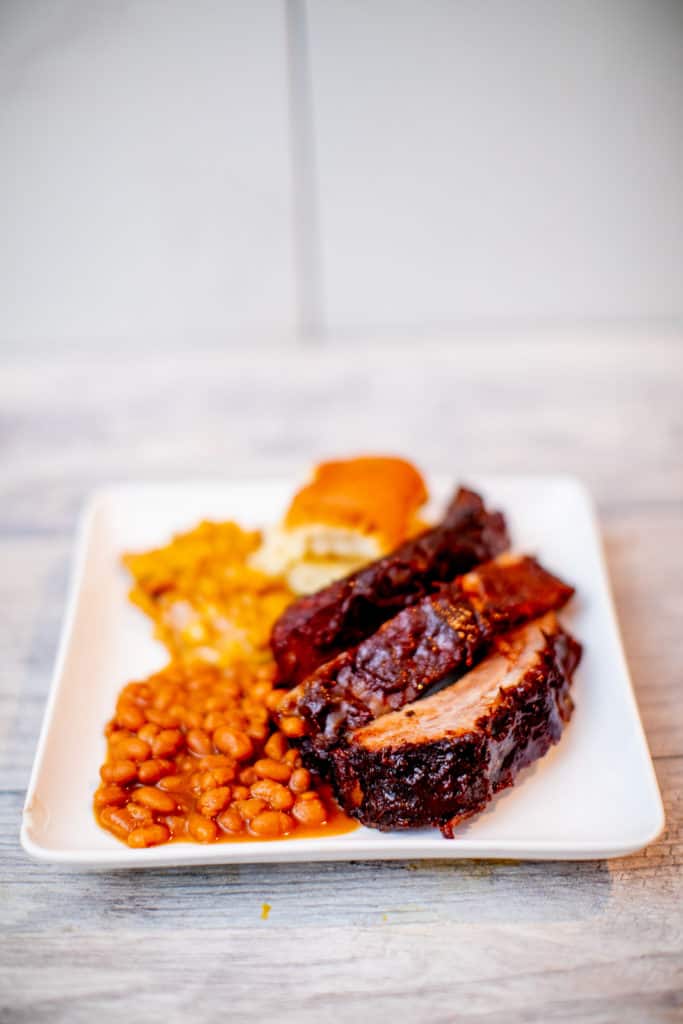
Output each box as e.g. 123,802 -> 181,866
270,487 -> 509,685
329,614 -> 582,835
285,555 -> 574,768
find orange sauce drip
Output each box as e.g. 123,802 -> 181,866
168,786 -> 357,845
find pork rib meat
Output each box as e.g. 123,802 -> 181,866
287,554 -> 574,765
329,612 -> 581,835
271,487 -> 508,685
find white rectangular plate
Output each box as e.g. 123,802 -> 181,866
22,476 -> 664,867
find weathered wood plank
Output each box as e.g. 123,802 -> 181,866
1,929 -> 681,1024
2,759 -> 682,1022
2,341 -> 682,532
2,760 -> 681,926
2,340 -> 682,1024
603,512 -> 683,758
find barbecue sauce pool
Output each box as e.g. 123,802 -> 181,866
170,784 -> 358,845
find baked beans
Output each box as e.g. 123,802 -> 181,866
94,660 -> 356,847
95,517 -> 358,848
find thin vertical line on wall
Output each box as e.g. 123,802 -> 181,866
286,0 -> 324,345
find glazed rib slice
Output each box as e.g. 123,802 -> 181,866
270,487 -> 508,686
286,555 -> 574,763
330,613 -> 581,836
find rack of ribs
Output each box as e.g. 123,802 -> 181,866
282,555 -> 574,767
271,487 -> 509,685
329,612 -> 581,835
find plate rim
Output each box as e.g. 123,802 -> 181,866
20,474 -> 665,867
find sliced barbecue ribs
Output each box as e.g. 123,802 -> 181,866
270,487 -> 509,686
330,613 -> 581,835
283,554 -> 574,766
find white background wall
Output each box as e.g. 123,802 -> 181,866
2,0 -> 682,350
1,1 -> 297,349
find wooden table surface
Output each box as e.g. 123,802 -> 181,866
2,338 -> 682,1023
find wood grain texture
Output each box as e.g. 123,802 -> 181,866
1,339 -> 682,1023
